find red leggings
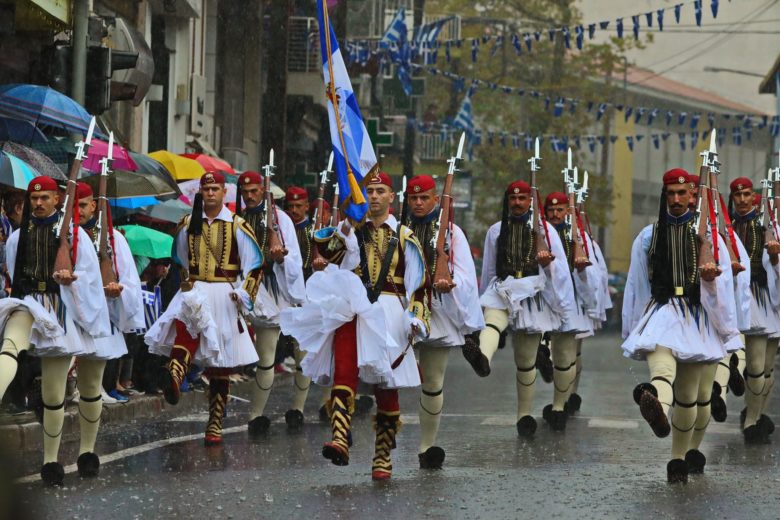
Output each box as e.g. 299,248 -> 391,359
173,320 -> 235,377
332,319 -> 399,412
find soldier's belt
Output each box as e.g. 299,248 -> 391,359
188,274 -> 239,283
16,277 -> 58,295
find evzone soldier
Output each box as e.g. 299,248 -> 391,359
728,177 -> 780,443
281,171 -> 430,480
403,174 -> 484,469
235,172 -> 305,436
541,191 -> 601,428
622,169 -> 741,483
0,176 -> 111,485
146,171 -> 263,446
463,179 -> 576,438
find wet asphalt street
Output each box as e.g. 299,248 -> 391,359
9,331 -> 780,519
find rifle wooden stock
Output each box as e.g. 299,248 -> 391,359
569,191 -> 591,267
53,158 -> 82,273
97,172 -> 117,285
265,175 -> 284,260
432,172 -> 454,287
696,170 -> 716,268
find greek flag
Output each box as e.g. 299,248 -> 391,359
317,0 -> 377,222
413,16 -> 452,64
453,87 -> 475,135
381,8 -> 407,47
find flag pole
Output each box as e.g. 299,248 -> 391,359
321,1 -> 366,208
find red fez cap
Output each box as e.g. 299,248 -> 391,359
506,180 -> 531,195
688,175 -> 700,186
662,168 -> 691,186
238,171 -> 263,186
76,181 -> 93,199
730,177 -> 753,193
321,201 -> 331,211
200,171 -> 225,186
368,171 -> 393,188
545,191 -> 567,207
286,186 -> 309,202
407,175 -> 436,194
27,176 -> 58,193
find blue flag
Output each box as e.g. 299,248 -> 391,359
453,87 -> 475,135
317,0 -> 377,222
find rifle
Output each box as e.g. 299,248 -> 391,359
261,149 -> 287,263
694,142 -> 719,275
705,130 -> 743,273
528,137 -> 552,255
311,153 -> 333,271
330,181 -> 340,227
431,132 -> 465,291
563,149 -> 591,269
95,131 -> 119,287
53,117 -> 96,273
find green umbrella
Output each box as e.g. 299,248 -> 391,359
118,224 -> 174,259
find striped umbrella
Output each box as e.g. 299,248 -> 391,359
0,151 -> 40,189
0,84 -> 97,136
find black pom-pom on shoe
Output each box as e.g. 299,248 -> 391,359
564,393 -> 582,414
248,416 -> 271,437
536,342 -> 553,384
684,449 -> 706,474
40,462 -> 64,486
418,446 -> 446,469
633,382 -> 656,406
743,424 -> 770,445
728,354 -> 745,396
758,414 -> 775,435
711,382 -> 727,422
284,409 -> 304,430
516,416 -> 537,438
542,404 -> 553,423
667,459 -> 688,484
318,404 -> 329,422
354,395 -> 374,416
77,452 -> 100,478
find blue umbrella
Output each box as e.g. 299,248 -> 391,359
0,151 -> 41,189
0,84 -> 99,136
110,196 -> 161,209
0,116 -> 48,144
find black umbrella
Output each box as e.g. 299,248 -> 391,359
129,152 -> 181,200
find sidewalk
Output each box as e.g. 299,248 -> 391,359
0,390 -> 205,453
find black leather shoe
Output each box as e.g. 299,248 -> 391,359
462,336 -> 490,377
639,390 -> 670,438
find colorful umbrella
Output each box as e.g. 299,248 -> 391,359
177,179 -> 237,205
0,84 -> 99,136
0,151 -> 40,189
128,152 -> 181,199
118,224 -> 174,259
0,116 -> 48,144
148,151 -> 205,181
82,137 -> 138,173
140,198 -> 192,223
111,196 -> 161,209
181,153 -> 235,174
79,169 -> 177,199
1,142 -> 66,179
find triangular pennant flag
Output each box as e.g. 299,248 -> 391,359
500,131 -> 507,147
674,3 -> 683,23
678,111 -> 687,125
626,135 -> 634,151
635,107 -> 647,124
587,101 -> 594,112
666,110 -> 674,126
678,132 -> 686,151
548,29 -> 556,42
711,0 -> 719,19
534,31 -> 542,41
587,135 -> 596,152
490,35 -> 503,57
512,132 -> 520,149
574,136 -> 581,149
624,106 -> 634,122
758,115 -> 768,129
471,38 -> 479,62
599,21 -> 610,30
707,113 -> 715,127
647,108 -> 659,125
652,134 -> 660,149
662,132 -> 670,141
732,127 -> 741,145
657,9 -> 665,31
511,34 -> 522,55
553,97 -> 565,117
631,15 -> 640,39
645,12 -> 653,27
609,136 -> 618,144
694,0 -> 702,26
524,135 -> 533,151
701,129 -> 709,140
770,115 -> 780,137
575,25 -> 584,50
569,99 -> 578,114
636,134 -> 645,141
588,24 -> 596,39
717,128 -> 725,147
596,103 -> 607,121
562,26 -> 571,49
690,113 -> 700,129
597,136 -> 606,146
524,33 -> 533,52
616,18 -> 624,38
690,131 -> 698,148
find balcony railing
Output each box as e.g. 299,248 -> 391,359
288,17 -> 319,73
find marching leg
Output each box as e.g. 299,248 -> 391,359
163,320 -> 199,406
668,362 -> 703,484
205,370 -> 230,446
40,356 -> 71,486
0,310 -> 33,400
285,341 -> 310,431
635,346 -> 676,438
546,332 -> 577,431
418,345 -> 449,469
711,355 -> 732,422
465,308 -> 508,377
758,338 -> 778,437
743,335 -> 768,443
514,332 -> 541,438
686,362 -> 717,474
565,340 -> 584,414
75,358 -> 107,478
248,327 -> 280,436
322,320 -> 359,466
372,388 -> 401,481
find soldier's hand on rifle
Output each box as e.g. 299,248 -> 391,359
767,240 -> 780,264
731,261 -> 746,275
312,257 -> 329,271
536,250 -> 553,268
699,262 -> 720,282
433,278 -> 457,293
104,282 -> 123,298
269,245 -> 287,264
574,256 -> 590,272
52,270 -> 77,286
